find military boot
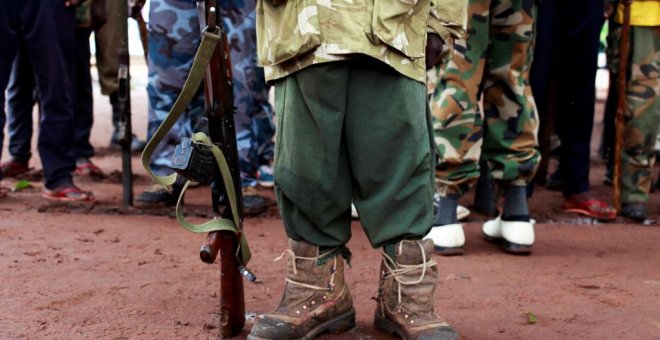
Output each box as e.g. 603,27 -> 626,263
375,239 -> 459,340
248,239 -> 355,340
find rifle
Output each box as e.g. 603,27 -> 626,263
117,0 -> 133,208
141,0 -> 255,337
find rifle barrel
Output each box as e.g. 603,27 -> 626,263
118,0 -> 133,208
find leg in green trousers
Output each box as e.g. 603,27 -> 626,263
273,60 -> 435,249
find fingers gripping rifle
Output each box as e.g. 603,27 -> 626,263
140,0 -> 255,337
118,0 -> 133,208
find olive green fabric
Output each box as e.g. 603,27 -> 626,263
256,0 -> 467,84
273,60 -> 435,249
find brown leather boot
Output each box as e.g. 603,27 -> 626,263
248,239 -> 355,339
375,239 -> 459,340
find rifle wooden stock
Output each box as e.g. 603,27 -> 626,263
198,1 -> 246,336
118,0 -> 133,208
216,230 -> 245,338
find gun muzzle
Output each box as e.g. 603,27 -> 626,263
200,232 -> 220,264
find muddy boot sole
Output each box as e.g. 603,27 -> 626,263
247,308 -> 355,340
375,312 -> 408,339
375,312 -> 460,340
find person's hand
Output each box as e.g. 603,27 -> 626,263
64,0 -> 81,7
425,33 -> 445,69
129,0 -> 147,18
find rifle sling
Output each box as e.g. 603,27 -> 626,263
140,30 -> 251,266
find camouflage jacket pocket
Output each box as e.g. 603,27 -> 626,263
366,0 -> 430,59
257,0 -> 322,66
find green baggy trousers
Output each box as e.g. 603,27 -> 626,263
273,60 -> 435,249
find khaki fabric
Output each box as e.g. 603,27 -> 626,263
256,0 -> 467,83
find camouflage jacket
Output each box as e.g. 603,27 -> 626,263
256,0 -> 467,83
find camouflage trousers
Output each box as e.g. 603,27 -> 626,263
607,24 -> 660,204
429,0 -> 540,196
147,0 -> 205,177
147,0 -> 275,183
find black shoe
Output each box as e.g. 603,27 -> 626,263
136,183 -> 182,206
110,133 -> 148,152
242,186 -> 268,216
545,171 -> 563,191
620,203 -> 647,222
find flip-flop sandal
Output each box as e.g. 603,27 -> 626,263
1,161 -> 30,177
75,162 -> 105,179
563,199 -> 616,221
42,187 -> 96,203
0,187 -> 7,198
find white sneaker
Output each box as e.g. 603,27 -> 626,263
482,215 -> 534,254
424,223 -> 465,255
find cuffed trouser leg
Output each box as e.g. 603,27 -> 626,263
274,60 -> 434,249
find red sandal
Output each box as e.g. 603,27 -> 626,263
75,161 -> 104,179
0,187 -> 7,198
42,186 -> 95,203
0,160 -> 29,178
562,198 -> 616,221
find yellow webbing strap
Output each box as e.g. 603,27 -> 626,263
140,30 -> 251,265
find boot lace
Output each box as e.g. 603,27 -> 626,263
381,242 -> 437,305
275,248 -> 339,292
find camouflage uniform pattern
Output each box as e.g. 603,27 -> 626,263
256,0 -> 467,83
147,0 -> 205,176
607,24 -> 660,204
221,0 -> 275,185
148,0 -> 275,183
429,0 -> 540,196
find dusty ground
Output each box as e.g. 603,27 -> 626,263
1,61 -> 659,339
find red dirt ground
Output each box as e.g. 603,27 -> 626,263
1,62 -> 659,339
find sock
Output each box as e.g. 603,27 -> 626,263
384,243 -> 397,261
502,185 -> 529,221
434,194 -> 458,226
319,245 -> 352,266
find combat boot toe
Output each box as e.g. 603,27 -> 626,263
248,239 -> 355,340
